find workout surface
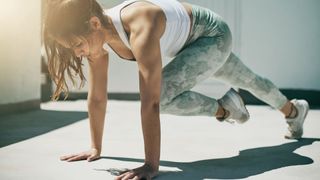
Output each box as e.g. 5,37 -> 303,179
1,100 -> 319,179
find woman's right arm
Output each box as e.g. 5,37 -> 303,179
87,51 -> 109,158
60,52 -> 109,162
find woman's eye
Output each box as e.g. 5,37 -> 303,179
75,42 -> 82,47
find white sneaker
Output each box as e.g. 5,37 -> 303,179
285,99 -> 309,139
218,88 -> 250,124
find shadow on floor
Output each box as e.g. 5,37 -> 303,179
0,109 -> 88,148
101,138 -> 320,179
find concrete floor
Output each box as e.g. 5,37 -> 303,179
0,100 -> 319,180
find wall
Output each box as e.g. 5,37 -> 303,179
240,0 -> 320,90
0,0 -> 41,111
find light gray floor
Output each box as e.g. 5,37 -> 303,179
1,100 -> 319,180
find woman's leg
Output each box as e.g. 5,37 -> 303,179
212,53 -> 309,138
160,5 -> 248,122
160,11 -> 234,117
213,52 -> 288,110
160,34 -> 232,116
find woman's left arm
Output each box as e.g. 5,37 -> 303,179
127,13 -> 163,179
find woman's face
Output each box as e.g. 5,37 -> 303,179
69,36 -> 90,58
56,33 -> 104,59
55,17 -> 106,59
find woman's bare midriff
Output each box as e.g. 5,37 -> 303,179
107,1 -> 193,61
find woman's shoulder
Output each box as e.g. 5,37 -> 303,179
121,2 -> 166,35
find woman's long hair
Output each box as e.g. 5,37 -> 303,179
43,0 -> 107,100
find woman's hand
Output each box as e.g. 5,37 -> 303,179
115,164 -> 159,180
60,148 -> 100,162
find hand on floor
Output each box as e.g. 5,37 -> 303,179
114,163 -> 158,180
60,148 -> 100,162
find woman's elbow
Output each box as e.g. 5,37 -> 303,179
88,96 -> 107,106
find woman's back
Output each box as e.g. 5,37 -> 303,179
105,0 -> 192,58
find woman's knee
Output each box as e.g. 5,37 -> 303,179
211,19 -> 232,52
159,86 -> 180,113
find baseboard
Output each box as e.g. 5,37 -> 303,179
108,93 -> 140,101
59,89 -> 320,108
59,92 -> 140,101
239,89 -> 320,108
0,99 -> 40,116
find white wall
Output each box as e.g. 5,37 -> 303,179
71,0 -> 320,96
0,0 -> 41,104
240,0 -> 320,90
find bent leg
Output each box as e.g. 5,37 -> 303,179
160,90 -> 218,116
160,5 -> 234,116
213,52 -> 288,109
160,32 -> 232,116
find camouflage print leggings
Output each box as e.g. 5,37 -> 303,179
160,4 -> 288,116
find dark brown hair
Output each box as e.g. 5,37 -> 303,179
43,0 -> 107,100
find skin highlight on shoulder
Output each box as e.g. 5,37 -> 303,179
120,2 -> 166,40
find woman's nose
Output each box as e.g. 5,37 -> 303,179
74,48 -> 84,58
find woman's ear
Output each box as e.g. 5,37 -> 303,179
89,16 -> 102,30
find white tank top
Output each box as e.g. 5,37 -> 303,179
104,0 -> 191,58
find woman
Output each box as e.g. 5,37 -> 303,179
43,0 -> 309,179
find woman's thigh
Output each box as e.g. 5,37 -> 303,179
161,36 -> 232,105
184,4 -> 230,47
160,5 -> 233,105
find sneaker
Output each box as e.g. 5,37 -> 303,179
285,99 -> 309,139
217,88 -> 250,124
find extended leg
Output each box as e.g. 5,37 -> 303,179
213,52 -> 288,110
213,53 -> 309,138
